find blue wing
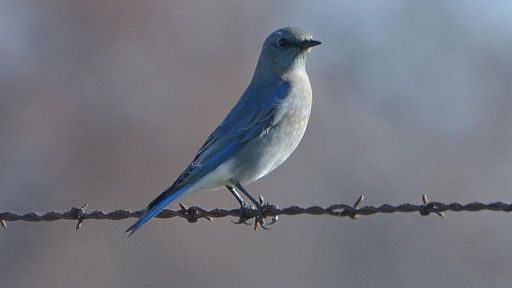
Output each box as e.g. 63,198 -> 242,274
125,81 -> 290,235
174,81 -> 291,188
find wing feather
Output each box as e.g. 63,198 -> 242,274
171,81 -> 291,189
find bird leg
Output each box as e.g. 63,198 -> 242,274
234,182 -> 278,230
226,184 -> 253,225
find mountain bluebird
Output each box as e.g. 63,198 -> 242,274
126,27 -> 321,235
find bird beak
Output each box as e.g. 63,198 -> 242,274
301,39 -> 322,49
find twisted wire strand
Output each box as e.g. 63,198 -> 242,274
1,196 -> 511,230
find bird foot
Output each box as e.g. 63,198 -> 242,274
231,202 -> 254,226
253,196 -> 279,231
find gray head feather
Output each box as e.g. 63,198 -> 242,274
251,27 -> 321,85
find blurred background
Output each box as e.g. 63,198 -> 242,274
1,1 -> 512,287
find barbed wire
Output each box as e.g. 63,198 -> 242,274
1,195 -> 511,231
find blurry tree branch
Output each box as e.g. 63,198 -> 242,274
1,195 -> 511,231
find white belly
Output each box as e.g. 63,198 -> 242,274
229,86 -> 312,184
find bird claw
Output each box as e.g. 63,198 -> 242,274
232,202 -> 254,225
254,215 -> 270,230
263,202 -> 279,225
254,201 -> 279,230
227,185 -> 279,230
232,201 -> 278,230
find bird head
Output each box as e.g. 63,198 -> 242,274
254,27 -> 321,83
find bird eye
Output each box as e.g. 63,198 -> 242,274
277,38 -> 289,48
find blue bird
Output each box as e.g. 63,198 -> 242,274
126,27 -> 321,235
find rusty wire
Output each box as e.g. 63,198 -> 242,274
0,195 -> 511,231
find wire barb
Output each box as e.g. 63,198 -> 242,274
74,204 -> 88,231
349,195 -> 364,220
420,194 -> 445,218
179,202 -> 205,223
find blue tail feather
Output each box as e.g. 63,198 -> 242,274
125,185 -> 189,236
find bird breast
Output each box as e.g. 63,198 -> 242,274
230,76 -> 313,184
